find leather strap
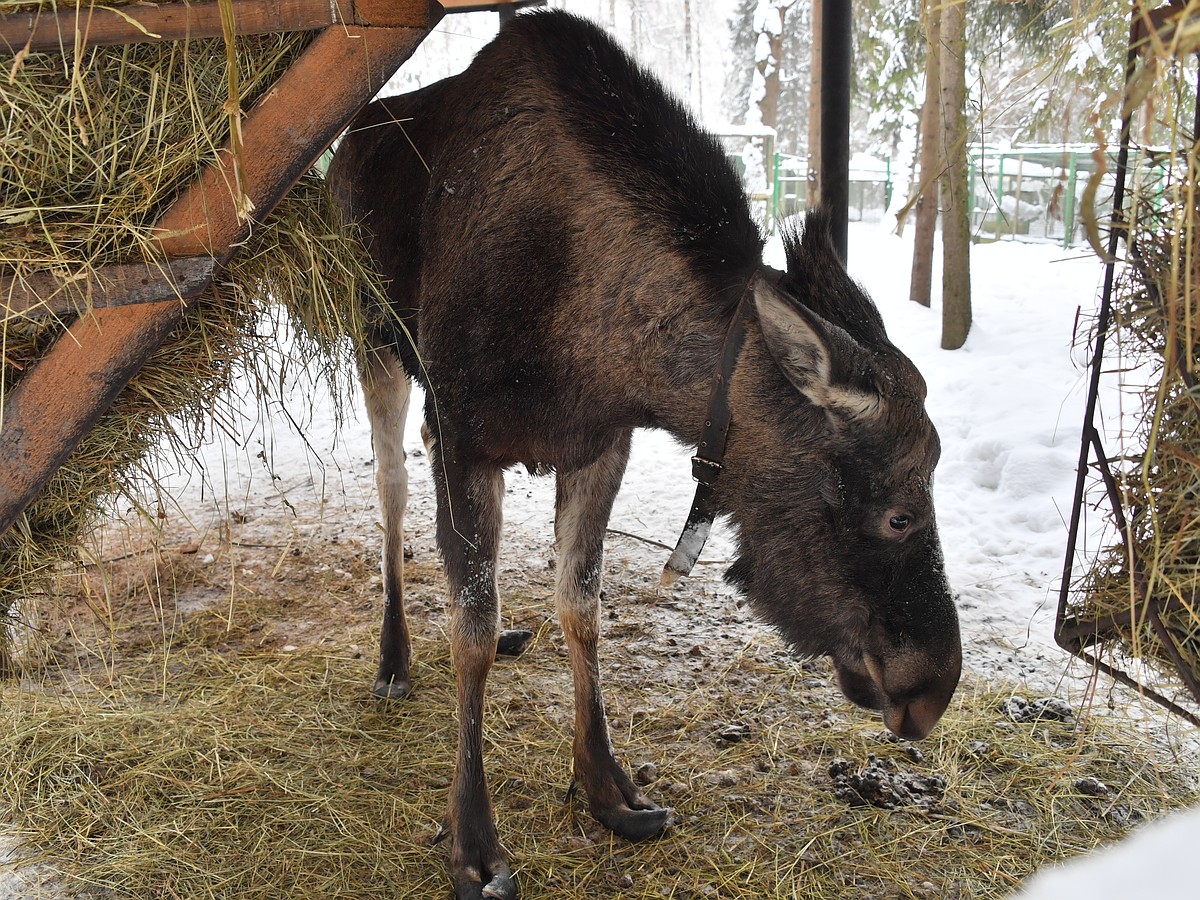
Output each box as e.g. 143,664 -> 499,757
662,271 -> 760,585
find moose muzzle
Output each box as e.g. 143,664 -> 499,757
833,642 -> 962,741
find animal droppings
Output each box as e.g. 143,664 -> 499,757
1001,696 -> 1075,723
829,756 -> 947,811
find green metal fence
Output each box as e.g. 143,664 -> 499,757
717,139 -> 1163,249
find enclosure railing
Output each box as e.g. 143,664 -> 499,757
723,142 -> 1165,248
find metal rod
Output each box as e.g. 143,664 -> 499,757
1148,606 -> 1200,705
1055,3 -> 1200,718
819,0 -> 851,262
1056,5 -> 1140,634
1073,649 -> 1200,729
1056,591 -> 1191,647
1,257 -> 215,320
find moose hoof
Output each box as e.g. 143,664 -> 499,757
454,868 -> 517,900
496,629 -> 534,657
596,803 -> 671,842
371,676 -> 412,701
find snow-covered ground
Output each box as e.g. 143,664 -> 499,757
1013,802 -> 1200,899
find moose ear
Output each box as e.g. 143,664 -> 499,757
753,277 -> 881,419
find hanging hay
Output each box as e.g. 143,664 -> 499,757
1075,177 -> 1200,699
0,27 -> 385,671
1069,35 -> 1200,707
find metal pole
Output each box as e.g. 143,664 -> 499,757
1063,152 -> 1077,249
820,0 -> 852,263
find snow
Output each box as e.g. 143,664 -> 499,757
830,225 -> 1099,688
1013,804 -> 1200,899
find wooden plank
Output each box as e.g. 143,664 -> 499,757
0,0 -> 438,53
153,22 -> 439,258
1,257 -> 216,320
2,0 -> 335,53
0,19 -> 438,538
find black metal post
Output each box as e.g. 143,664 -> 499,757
820,0 -> 852,263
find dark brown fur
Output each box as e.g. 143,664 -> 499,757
327,11 -> 960,899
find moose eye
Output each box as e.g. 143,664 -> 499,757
888,514 -> 911,533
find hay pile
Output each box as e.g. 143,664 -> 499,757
0,546 -> 1194,900
1,26 -> 382,671
1076,166 -> 1200,698
1068,25 -> 1200,707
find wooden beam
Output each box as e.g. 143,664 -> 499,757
439,0 -> 544,14
152,26 -> 438,259
0,0 -> 438,54
1,258 -> 216,320
0,19 -> 437,537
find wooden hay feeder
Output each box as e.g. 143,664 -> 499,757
0,0 -> 440,530
0,2 -> 545,622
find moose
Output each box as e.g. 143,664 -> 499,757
326,10 -> 961,899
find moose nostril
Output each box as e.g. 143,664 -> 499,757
869,652 -> 957,741
863,653 -> 886,691
881,699 -> 938,741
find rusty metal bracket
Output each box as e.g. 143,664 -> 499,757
0,6 -> 440,538
1,258 -> 217,321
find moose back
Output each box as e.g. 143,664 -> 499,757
326,10 -> 961,899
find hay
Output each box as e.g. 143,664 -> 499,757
1069,46 -> 1200,704
0,543 -> 1195,900
1,27 -> 383,669
1,639 -> 1193,898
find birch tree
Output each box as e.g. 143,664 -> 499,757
807,0 -> 822,207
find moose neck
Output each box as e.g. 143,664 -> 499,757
660,272 -> 760,582
624,264 -> 768,440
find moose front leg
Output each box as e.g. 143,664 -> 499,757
433,443 -> 515,900
555,431 -> 670,841
359,341 -> 414,700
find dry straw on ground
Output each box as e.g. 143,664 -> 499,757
0,26 -> 382,670
0,539 -> 1195,900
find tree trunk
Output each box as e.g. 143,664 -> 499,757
909,0 -> 942,307
939,0 -> 971,350
757,9 -> 786,130
807,0 -> 822,209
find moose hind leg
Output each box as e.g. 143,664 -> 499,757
555,431 -> 669,842
433,443 -> 515,900
360,343 -> 414,700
